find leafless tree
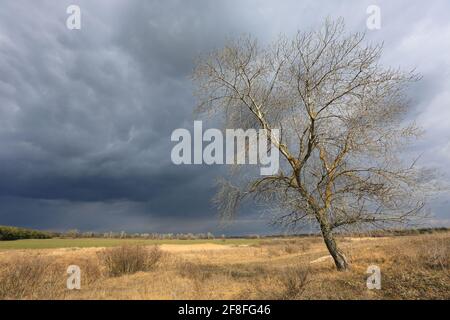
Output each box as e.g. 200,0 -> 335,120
193,19 -> 428,271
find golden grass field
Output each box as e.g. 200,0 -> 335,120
0,232 -> 448,300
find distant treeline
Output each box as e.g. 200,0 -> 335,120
0,225 -> 54,241
335,227 -> 450,238
0,225 -> 448,241
60,230 -> 218,240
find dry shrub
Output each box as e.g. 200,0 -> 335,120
284,244 -> 299,254
285,239 -> 312,251
254,265 -> 311,300
277,266 -> 311,299
177,261 -> 222,281
418,239 -> 449,271
229,264 -> 268,279
267,247 -> 282,257
0,255 -> 65,299
82,261 -> 102,285
177,261 -> 207,280
98,245 -> 162,277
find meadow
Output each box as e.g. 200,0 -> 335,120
0,232 -> 448,300
0,238 -> 260,250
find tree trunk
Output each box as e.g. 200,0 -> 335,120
320,225 -> 348,271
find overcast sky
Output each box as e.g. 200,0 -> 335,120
0,0 -> 449,234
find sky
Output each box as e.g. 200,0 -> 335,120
0,0 -> 449,235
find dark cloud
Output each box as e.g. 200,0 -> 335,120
0,0 -> 448,233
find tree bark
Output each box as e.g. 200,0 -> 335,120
319,224 -> 348,271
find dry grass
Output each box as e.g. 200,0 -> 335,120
0,255 -> 62,299
0,232 -> 448,300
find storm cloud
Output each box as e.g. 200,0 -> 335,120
0,0 -> 449,233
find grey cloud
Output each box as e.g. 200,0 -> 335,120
0,0 -> 449,233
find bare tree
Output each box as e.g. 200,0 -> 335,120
193,19 -> 427,271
